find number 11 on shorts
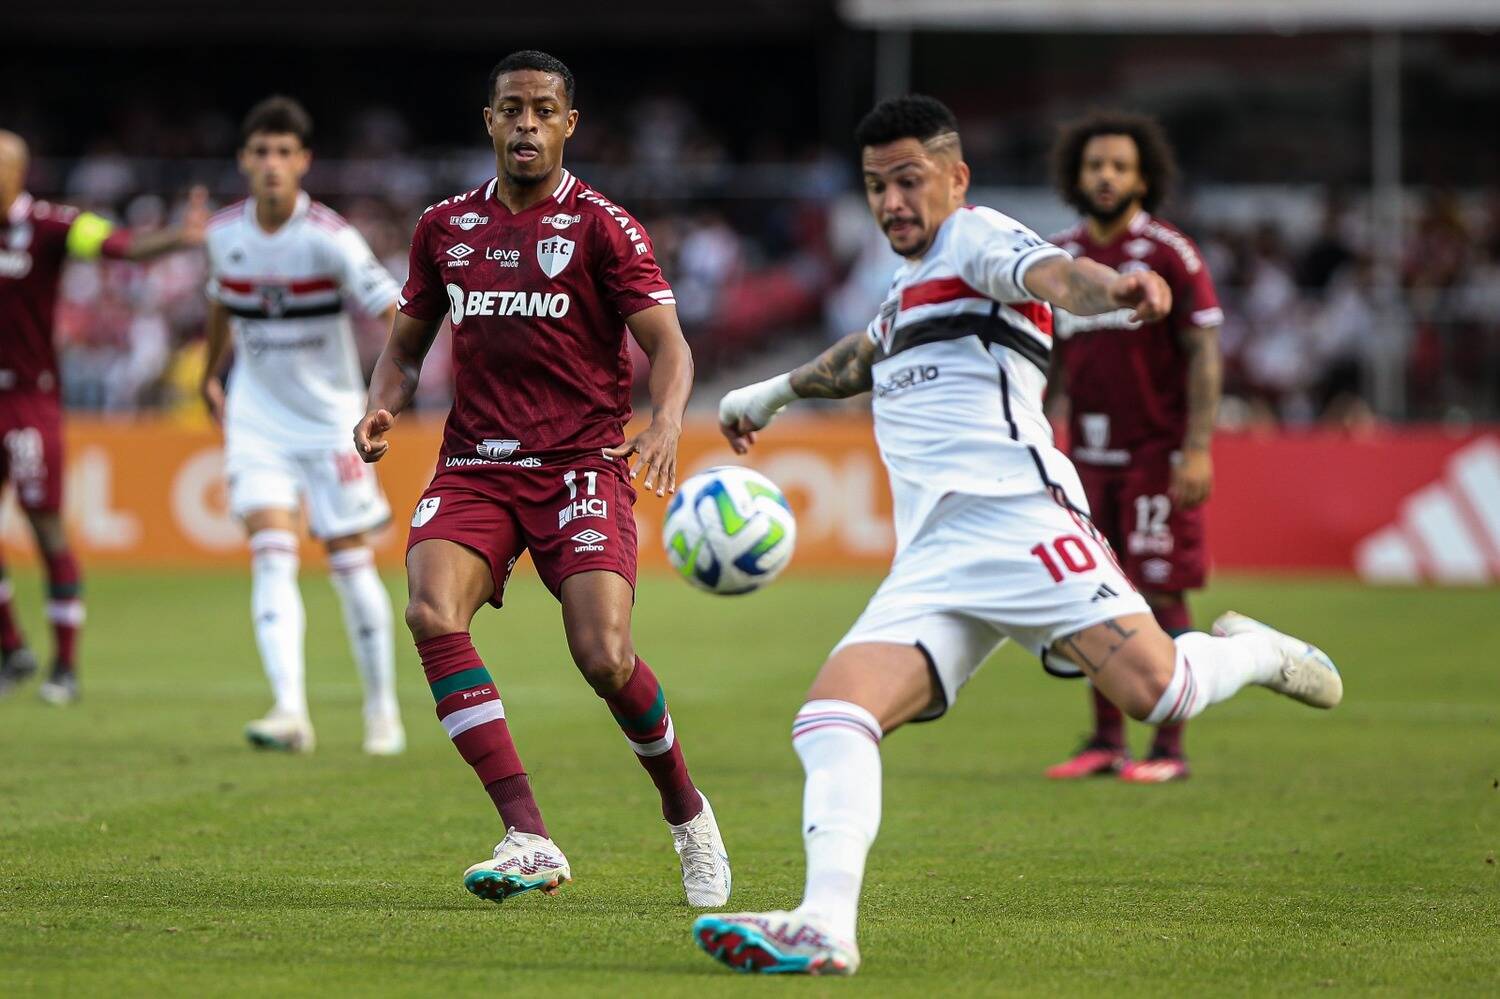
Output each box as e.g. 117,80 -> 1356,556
1030,535 -> 1097,584
564,469 -> 598,499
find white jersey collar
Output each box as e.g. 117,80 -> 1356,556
245,190 -> 310,235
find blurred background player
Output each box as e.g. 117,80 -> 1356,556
1043,113 -> 1224,784
354,50 -> 730,907
0,129 -> 206,705
201,97 -> 404,755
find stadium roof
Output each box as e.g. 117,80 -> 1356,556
840,0 -> 1500,31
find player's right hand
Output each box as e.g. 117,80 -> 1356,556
354,409 -> 395,463
1109,269 -> 1172,323
718,380 -> 787,455
200,376 -> 226,429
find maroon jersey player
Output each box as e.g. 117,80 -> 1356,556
354,50 -> 730,907
0,130 -> 206,705
1043,113 -> 1224,783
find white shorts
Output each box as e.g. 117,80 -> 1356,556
226,441 -> 390,540
833,481 -> 1149,719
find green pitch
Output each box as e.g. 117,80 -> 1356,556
1,570 -> 1495,996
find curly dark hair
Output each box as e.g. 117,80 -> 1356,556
1051,111 -> 1177,214
488,49 -> 575,107
241,95 -> 313,147
855,94 -> 960,149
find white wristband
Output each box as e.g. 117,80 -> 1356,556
719,372 -> 799,431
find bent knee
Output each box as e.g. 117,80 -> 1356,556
571,632 -> 636,695
404,598 -> 467,642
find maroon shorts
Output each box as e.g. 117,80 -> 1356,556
1074,449 -> 1206,592
0,391 -> 64,513
406,453 -> 638,607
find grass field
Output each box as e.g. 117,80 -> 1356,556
1,569 -> 1496,996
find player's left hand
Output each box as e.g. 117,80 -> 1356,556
605,420 -> 680,496
1109,270 -> 1172,323
1170,447 -> 1213,508
178,185 -> 210,247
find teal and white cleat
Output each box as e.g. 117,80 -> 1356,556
245,709 -> 315,752
463,828 -> 571,903
693,910 -> 860,976
1213,611 -> 1343,709
37,668 -> 79,706
0,647 -> 39,698
671,793 -> 731,907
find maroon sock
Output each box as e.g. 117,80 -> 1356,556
605,657 -> 701,824
1149,594 -> 1192,757
43,550 -> 82,674
417,632 -> 547,837
0,564 -> 24,655
1091,685 -> 1126,748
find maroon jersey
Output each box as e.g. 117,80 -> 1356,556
0,193 -> 93,397
399,169 -> 674,467
1050,212 -> 1222,464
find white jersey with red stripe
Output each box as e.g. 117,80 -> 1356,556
205,192 -> 398,450
863,205 -> 1073,551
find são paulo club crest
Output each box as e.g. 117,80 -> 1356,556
537,235 -> 575,279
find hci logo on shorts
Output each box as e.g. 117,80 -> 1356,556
477,439 -> 521,460
412,496 -> 441,528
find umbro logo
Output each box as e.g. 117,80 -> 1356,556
571,529 -> 607,546
446,243 -> 474,259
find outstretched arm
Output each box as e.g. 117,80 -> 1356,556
719,331 -> 876,454
354,311 -> 443,462
98,186 -> 211,261
1023,254 -> 1172,322
607,304 -> 694,496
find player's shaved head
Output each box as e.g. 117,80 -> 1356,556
488,50 -> 575,108
855,95 -> 963,161
0,130 -> 29,211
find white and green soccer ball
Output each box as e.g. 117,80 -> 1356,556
663,466 -> 797,595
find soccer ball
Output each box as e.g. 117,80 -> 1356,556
663,466 -> 797,595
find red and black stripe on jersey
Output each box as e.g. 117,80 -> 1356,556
879,276 -> 1054,373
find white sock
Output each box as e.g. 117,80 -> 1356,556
1147,631 -> 1281,724
250,530 -> 306,718
328,547 -> 398,721
791,698 -> 883,943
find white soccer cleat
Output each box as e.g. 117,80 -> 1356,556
244,709 -> 316,753
362,713 -> 406,756
1213,611 -> 1343,709
463,828 -> 571,903
670,792 -> 731,907
693,909 -> 860,976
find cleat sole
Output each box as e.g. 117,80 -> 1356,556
464,869 -> 568,904
693,917 -> 850,976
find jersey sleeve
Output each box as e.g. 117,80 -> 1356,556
593,211 -> 675,318
1171,236 -> 1224,329
397,216 -> 448,322
955,210 -> 1070,303
332,225 -> 399,316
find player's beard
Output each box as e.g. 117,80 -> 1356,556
1082,190 -> 1139,226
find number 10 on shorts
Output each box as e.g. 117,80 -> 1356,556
1030,535 -> 1097,584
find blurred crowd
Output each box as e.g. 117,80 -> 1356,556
31,101 -> 1500,425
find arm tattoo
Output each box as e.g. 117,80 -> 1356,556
789,332 -> 876,400
1058,618 -> 1139,677
1063,264 -> 1118,316
1180,326 -> 1222,452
